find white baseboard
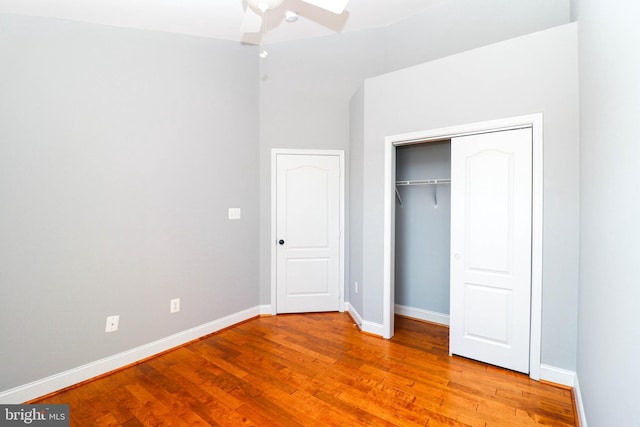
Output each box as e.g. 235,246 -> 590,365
395,304 -> 450,326
346,304 -> 447,337
573,375 -> 588,427
344,303 -> 384,337
0,306 -> 261,404
361,319 -> 385,337
539,364 -> 575,387
539,364 -> 587,426
345,302 -> 363,327
259,304 -> 273,315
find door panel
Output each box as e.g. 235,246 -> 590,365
450,128 -> 532,373
285,166 -> 329,248
466,150 -> 512,273
286,258 -> 330,295
276,154 -> 341,313
464,284 -> 511,344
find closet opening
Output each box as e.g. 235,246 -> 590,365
383,114 -> 544,379
394,140 -> 452,327
394,128 -> 536,374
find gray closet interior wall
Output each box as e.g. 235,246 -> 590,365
395,141 -> 452,315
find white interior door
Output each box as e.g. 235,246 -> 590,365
276,153 -> 341,313
450,128 -> 532,373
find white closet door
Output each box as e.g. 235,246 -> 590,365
449,128 -> 532,373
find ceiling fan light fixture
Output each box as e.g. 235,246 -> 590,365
241,0 -> 349,35
284,10 -> 299,22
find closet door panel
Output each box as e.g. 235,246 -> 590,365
450,128 -> 532,374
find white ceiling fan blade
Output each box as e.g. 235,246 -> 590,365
240,6 -> 263,33
300,0 -> 349,14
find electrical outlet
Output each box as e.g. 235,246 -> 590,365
170,298 -> 180,314
105,315 -> 119,333
355,281 -> 359,294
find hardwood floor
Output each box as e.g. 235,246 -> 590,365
33,313 -> 577,426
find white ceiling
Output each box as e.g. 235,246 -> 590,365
0,0 -> 437,44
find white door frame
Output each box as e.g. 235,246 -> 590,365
271,148 -> 346,315
383,114 -> 543,380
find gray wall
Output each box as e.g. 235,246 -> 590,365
395,143 -> 451,314
0,15 -> 260,392
576,0 -> 640,425
258,0 -> 571,308
357,23 -> 579,370
383,0 -> 571,73
348,87 -> 365,315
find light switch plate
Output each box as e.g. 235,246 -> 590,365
228,208 -> 241,220
170,298 -> 180,314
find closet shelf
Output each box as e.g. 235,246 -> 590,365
395,178 -> 451,186
395,179 -> 451,208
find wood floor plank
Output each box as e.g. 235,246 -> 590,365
32,313 -> 577,426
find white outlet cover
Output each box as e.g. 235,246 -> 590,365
105,315 -> 119,333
